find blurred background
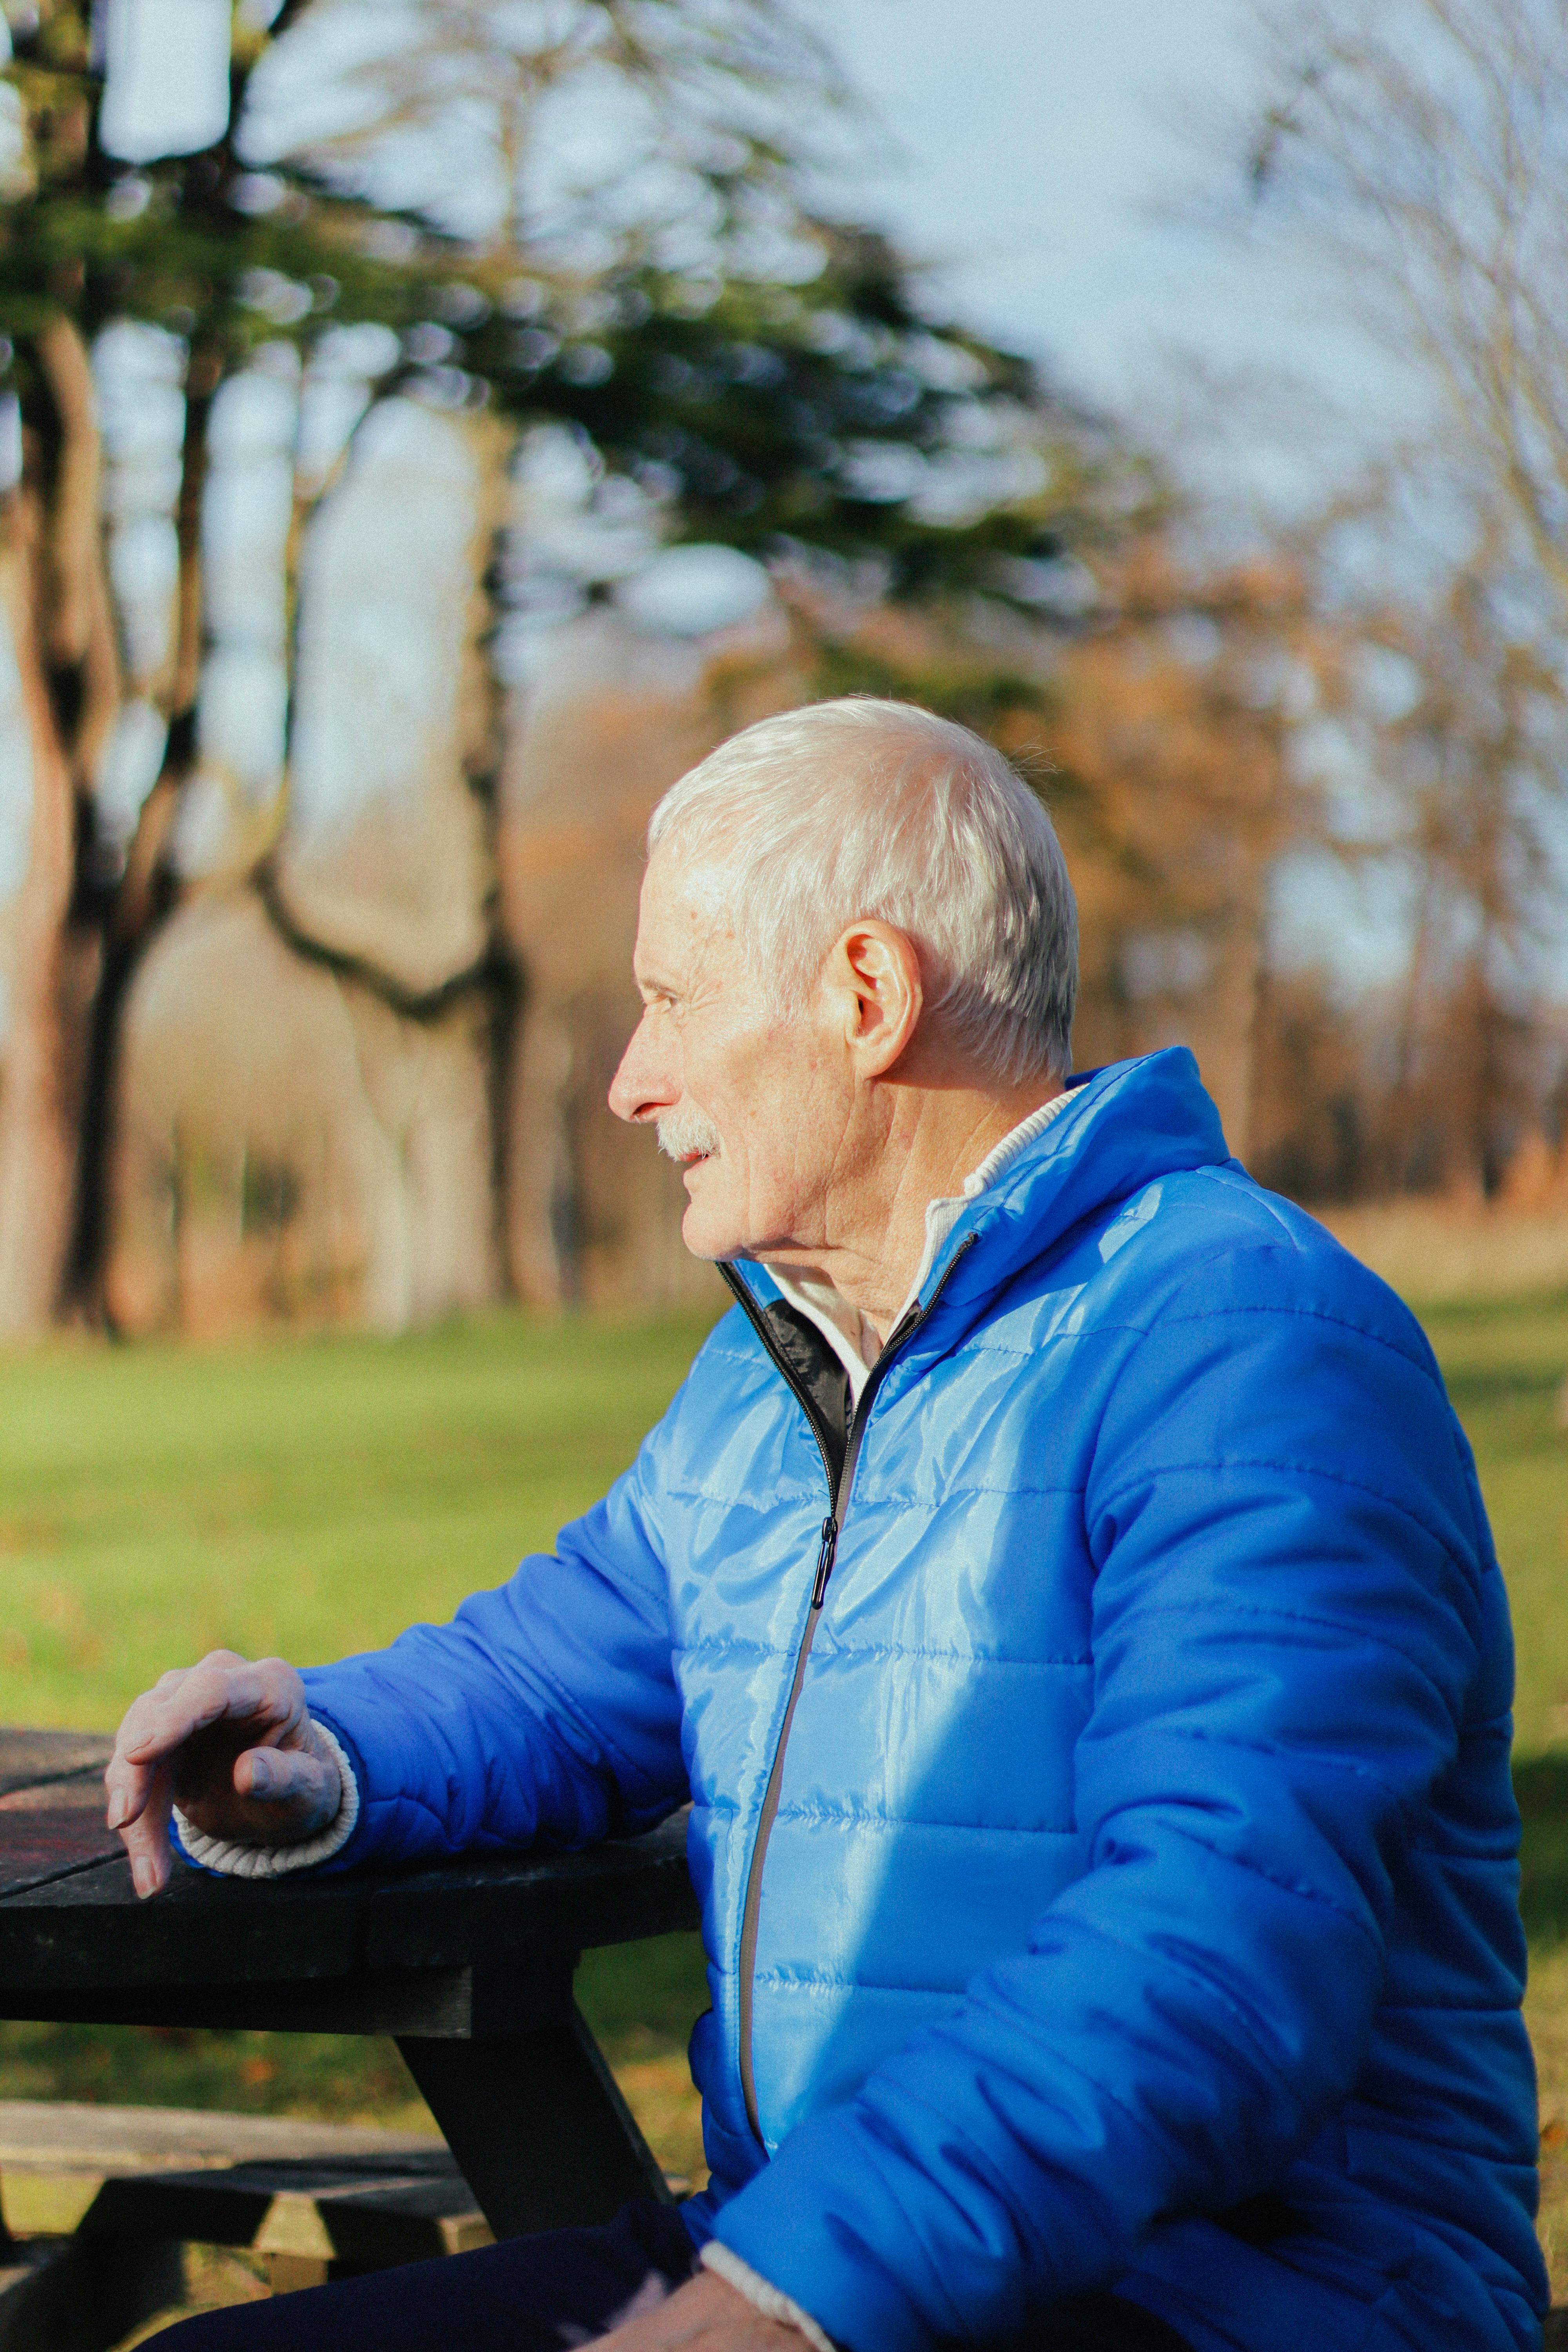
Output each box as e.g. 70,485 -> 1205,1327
6,0 -> 1568,1345
3,0 -> 1568,2321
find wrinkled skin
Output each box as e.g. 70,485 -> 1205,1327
608,845 -> 1059,1337
599,2270 -> 803,2352
104,1650 -> 342,1897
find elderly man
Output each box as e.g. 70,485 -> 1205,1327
108,699 -> 1543,2352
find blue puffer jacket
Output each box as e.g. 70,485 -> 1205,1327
301,1050 -> 1545,2352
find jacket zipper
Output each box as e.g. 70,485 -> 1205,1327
719,1235 -> 978,2148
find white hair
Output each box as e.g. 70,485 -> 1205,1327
646,698 -> 1077,1086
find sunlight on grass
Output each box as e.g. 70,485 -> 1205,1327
0,1308 -> 720,2196
0,1286 -> 1562,2295
1416,1289 -> 1568,2297
0,1311 -> 719,1728
1416,1291 -> 1568,1758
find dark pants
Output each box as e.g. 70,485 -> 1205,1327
153,2199 -> 1192,2350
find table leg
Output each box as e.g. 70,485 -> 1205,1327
396,2004 -> 673,2242
0,2229 -> 182,2352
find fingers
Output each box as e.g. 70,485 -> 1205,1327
104,1670 -> 195,1835
115,1758 -> 175,1900
119,1652 -> 300,1769
595,2270 -> 799,2349
105,1671 -> 193,1894
174,1704 -> 343,1848
232,1739 -> 339,1828
104,1653 -> 314,1895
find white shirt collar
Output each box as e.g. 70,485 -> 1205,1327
764,1090 -> 1073,1405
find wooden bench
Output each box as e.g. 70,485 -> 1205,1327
0,2229 -> 183,2352
0,1732 -> 695,2248
82,2148 -> 490,2296
0,1726 -> 699,2345
3,2097 -> 1566,2344
0,2100 -> 492,2343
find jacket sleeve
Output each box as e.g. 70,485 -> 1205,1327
710,1251 -> 1501,2351
296,1404 -> 689,1867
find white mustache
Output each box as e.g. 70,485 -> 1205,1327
656,1105 -> 722,1162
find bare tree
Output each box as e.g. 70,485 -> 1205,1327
0,0 -> 1111,1333
1350,539 -> 1563,1194
241,0 -> 846,267
1243,0 -> 1568,611
1228,1 -> 1568,1212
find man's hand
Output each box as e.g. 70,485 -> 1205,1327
104,1651 -> 343,1900
597,2271 -> 811,2352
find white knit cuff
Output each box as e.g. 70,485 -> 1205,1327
700,2243 -> 837,2352
173,1720 -> 359,1879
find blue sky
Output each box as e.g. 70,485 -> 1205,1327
820,1 -> 1413,989
824,0 -> 1282,408
821,0 -> 1405,496
95,0 -> 1419,985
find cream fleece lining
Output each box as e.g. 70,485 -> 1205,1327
174,1719 -> 359,1879
700,2240 -> 837,2350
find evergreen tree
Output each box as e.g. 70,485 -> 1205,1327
0,0 -> 1127,1326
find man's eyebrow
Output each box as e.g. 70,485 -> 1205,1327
635,967 -> 682,998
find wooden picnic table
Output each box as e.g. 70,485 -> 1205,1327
0,1728 -> 701,2243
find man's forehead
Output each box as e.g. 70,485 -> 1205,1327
635,850 -> 735,979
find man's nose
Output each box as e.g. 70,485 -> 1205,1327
608,1011 -> 676,1125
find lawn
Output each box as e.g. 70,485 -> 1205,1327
0,1285 -> 1564,2293
1419,1290 -> 1568,2294
0,1308 -> 724,2216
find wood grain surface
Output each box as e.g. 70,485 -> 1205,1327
0,1732 -> 697,2024
0,1730 -> 695,2242
0,1730 -> 113,1801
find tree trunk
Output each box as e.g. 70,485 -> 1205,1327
0,484 -> 81,1331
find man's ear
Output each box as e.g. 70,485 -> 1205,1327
829,921 -> 924,1077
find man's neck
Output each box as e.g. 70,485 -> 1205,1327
763,1076 -> 1065,1341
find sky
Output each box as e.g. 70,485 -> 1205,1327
819,0 -> 1415,990
824,0 -> 1249,405
89,0 -> 1417,981
818,0 -> 1385,437
818,0 -> 1425,576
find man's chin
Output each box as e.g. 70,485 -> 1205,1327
679,1181 -> 743,1265
679,1213 -> 728,1263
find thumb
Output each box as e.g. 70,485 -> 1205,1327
219,1724 -> 343,1838
234,1740 -> 336,1811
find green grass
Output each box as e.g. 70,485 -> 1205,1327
0,1311 -> 719,1727
1376,1290 -> 1568,2298
1415,1290 -> 1568,1764
0,1290 -> 1563,2243
0,1309 -> 719,2149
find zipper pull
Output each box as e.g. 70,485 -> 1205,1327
810,1514 -> 838,1608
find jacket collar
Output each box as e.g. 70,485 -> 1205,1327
726,1048 -> 1232,1352
763,1091 -> 1075,1404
